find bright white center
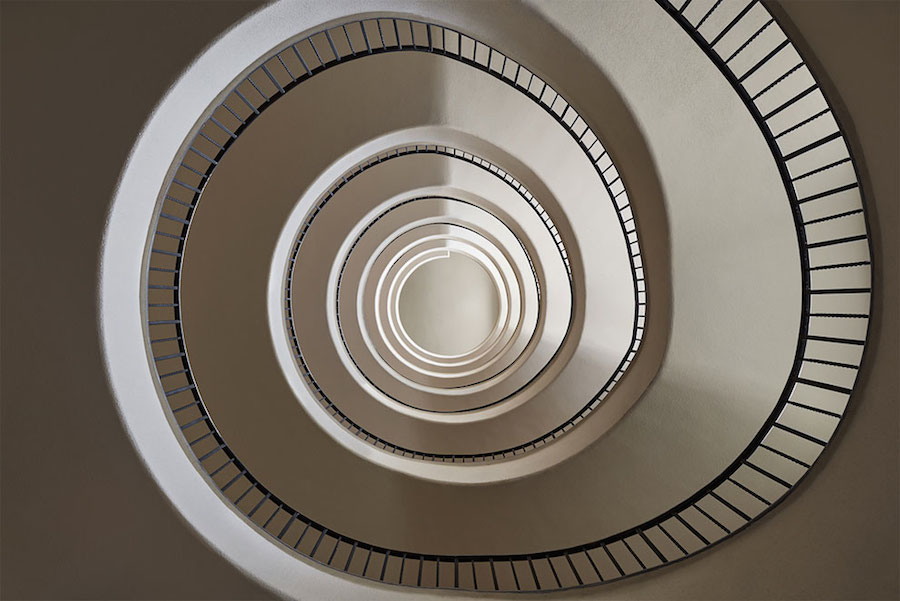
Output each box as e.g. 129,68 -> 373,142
398,252 -> 500,356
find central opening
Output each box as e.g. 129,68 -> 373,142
398,251 -> 500,356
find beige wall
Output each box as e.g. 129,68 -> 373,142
1,1 -> 896,599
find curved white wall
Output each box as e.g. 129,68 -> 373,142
0,1 -> 896,599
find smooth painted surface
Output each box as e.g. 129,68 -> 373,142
185,46 -> 647,481
175,0 -> 791,559
1,1 -> 897,600
399,252 -> 500,356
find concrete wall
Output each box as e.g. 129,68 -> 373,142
1,1 -> 896,599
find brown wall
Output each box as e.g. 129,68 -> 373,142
0,3 -> 272,599
1,1 -> 896,599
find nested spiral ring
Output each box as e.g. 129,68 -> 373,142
339,197 -> 545,406
101,5 -> 873,595
291,147 -> 577,440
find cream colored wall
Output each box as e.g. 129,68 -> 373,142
0,1 -> 896,599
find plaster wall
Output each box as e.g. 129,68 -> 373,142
1,1 -> 896,599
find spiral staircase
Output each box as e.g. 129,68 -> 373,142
1,1 -> 896,600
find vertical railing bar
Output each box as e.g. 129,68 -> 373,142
602,545 -> 625,577
342,24 -> 355,55
565,553 -> 583,585
696,0 -> 723,29
710,0 -> 756,47
291,44 -> 312,75
360,20 -> 372,54
246,492 -> 270,518
380,550 -> 390,581
277,513 -> 297,539
275,53 -> 295,81
344,541 -> 358,571
245,74 -> 270,102
658,522 -> 688,555
260,63 -> 285,94
674,513 -> 711,545
309,37 -> 325,67
526,557 -> 540,590
724,18 -> 774,64
324,29 -> 340,61
622,538 -> 646,570
327,535 -> 342,565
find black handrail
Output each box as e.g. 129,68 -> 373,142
143,7 -> 871,591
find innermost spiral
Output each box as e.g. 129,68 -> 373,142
397,250 -> 500,357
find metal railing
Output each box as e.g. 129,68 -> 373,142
142,5 -> 870,591
288,144 -> 585,461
